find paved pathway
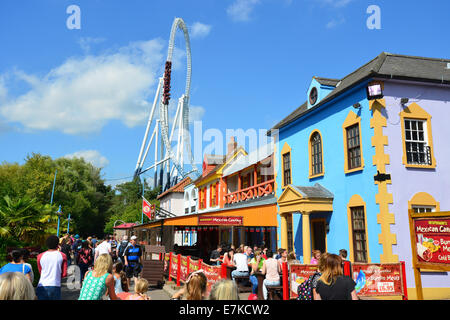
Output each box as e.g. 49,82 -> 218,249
60,277 -> 172,300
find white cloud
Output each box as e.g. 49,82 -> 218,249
188,105 -> 206,124
227,0 -> 261,22
64,150 -> 109,168
190,22 -> 212,39
326,17 -> 346,28
78,37 -> 106,54
0,39 -> 166,135
317,0 -> 354,8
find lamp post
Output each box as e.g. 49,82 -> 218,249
56,205 -> 62,237
50,169 -> 57,205
67,214 -> 71,235
114,220 -> 126,228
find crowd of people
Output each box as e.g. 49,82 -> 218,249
203,244 -> 357,301
0,234 -> 357,300
0,233 -> 147,300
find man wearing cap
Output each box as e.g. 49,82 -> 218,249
124,235 -> 143,288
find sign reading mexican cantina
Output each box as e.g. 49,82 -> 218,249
198,216 -> 243,226
414,217 -> 450,264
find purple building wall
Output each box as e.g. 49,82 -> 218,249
384,80 -> 450,290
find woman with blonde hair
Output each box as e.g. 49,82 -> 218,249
314,253 -> 357,300
209,279 -> 239,300
171,270 -> 208,300
0,272 -> 36,300
125,278 -> 150,300
79,253 -> 120,300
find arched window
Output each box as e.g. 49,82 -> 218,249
310,131 -> 323,177
184,192 -> 190,214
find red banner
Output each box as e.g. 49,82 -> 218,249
352,263 -> 404,297
198,216 -> 243,226
414,217 -> 450,265
180,256 -> 189,283
189,259 -> 200,272
201,262 -> 223,294
170,254 -> 178,280
288,264 -> 318,299
142,197 -> 155,220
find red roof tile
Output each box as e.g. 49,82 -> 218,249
157,177 -> 192,199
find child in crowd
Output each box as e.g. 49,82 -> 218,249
112,261 -> 128,295
209,280 -> 239,300
125,278 -> 150,300
310,250 -> 321,264
171,270 -> 208,300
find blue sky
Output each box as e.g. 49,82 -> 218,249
0,0 -> 449,187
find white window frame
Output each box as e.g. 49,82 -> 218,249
404,118 -> 430,165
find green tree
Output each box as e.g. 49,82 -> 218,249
0,195 -> 57,244
104,179 -> 160,235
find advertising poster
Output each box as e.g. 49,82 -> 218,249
170,255 -> 178,280
189,259 -> 200,272
352,263 -> 404,297
289,264 -> 318,299
179,256 -> 188,283
413,217 -> 450,265
201,262 -> 222,294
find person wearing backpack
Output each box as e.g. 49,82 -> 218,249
77,241 -> 94,283
60,235 -> 73,266
297,253 -> 328,300
72,235 -> 82,264
116,235 -> 129,265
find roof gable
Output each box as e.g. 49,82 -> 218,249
270,52 -> 450,133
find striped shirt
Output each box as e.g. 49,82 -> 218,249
124,245 -> 142,265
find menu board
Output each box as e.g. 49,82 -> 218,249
352,263 -> 404,297
288,264 -> 318,299
413,217 -> 450,265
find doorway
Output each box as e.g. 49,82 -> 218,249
311,219 -> 326,254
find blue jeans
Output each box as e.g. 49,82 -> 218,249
36,286 -> 61,300
249,275 -> 258,294
263,279 -> 280,300
231,270 -> 249,281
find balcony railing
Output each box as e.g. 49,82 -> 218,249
224,179 -> 274,205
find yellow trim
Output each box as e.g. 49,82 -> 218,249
308,130 -> 325,179
280,142 -> 292,189
407,287 -> 450,300
408,192 -> 441,273
342,110 -> 365,174
346,194 -> 371,263
370,98 -> 397,263
408,192 -> 440,211
277,185 -> 333,214
196,148 -> 248,187
399,102 -> 436,169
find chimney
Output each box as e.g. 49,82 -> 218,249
227,136 -> 237,156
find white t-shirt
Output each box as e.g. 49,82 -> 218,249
37,251 -> 67,287
96,241 -> 111,256
233,253 -> 249,272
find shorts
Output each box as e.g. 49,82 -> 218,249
126,263 -> 142,278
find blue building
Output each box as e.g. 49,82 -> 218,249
268,51 -> 450,290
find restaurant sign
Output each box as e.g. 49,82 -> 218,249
413,216 -> 450,265
198,216 -> 243,226
352,263 -> 405,297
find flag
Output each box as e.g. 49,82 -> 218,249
142,197 -> 154,220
